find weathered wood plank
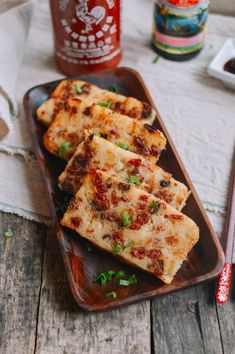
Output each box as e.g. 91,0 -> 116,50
0,212 -> 47,354
216,270 -> 235,354
151,282 -> 223,354
35,228 -> 151,354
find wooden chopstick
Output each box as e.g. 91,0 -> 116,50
216,167 -> 235,305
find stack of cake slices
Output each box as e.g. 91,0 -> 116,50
37,79 -> 199,284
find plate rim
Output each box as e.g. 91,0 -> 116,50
23,66 -> 225,312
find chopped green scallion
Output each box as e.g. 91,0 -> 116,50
105,291 -> 117,299
73,83 -> 83,94
114,271 -> 125,279
129,176 -> 141,186
151,200 -> 159,214
119,279 -> 130,286
121,211 -> 132,228
97,100 -> 112,108
118,142 -> 131,151
108,84 -> 118,93
113,242 -> 123,254
4,228 -> 14,238
152,54 -> 160,64
128,274 -> 138,285
107,270 -> 115,280
58,142 -> 70,158
94,272 -> 107,285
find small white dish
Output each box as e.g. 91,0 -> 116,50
208,38 -> 235,90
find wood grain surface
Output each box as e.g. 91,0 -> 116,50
0,213 -> 47,354
0,211 -> 235,354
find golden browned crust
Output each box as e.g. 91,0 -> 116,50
43,98 -> 166,162
61,169 -> 199,284
37,79 -> 157,126
58,132 -> 190,210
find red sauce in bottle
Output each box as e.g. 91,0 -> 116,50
49,0 -> 122,75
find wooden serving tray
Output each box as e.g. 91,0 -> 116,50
23,67 -> 224,312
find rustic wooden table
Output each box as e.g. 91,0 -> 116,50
0,214 -> 234,354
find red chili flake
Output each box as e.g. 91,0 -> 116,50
112,231 -> 124,245
88,168 -> 97,177
64,101 -> 70,111
110,129 -> 120,137
114,101 -> 122,109
83,106 -> 91,115
94,172 -> 108,193
159,202 -> 167,210
70,217 -> 81,228
166,236 -> 179,245
128,159 -> 142,168
142,102 -> 152,118
137,203 -> 147,210
153,259 -> 164,275
118,182 -> 130,191
130,222 -> 141,230
139,194 -> 149,202
131,168 -> 139,176
150,145 -> 161,157
134,137 -> 150,156
94,193 -> 109,210
147,249 -> 162,259
136,212 -> 150,225
81,83 -> 91,94
71,106 -> 77,115
104,211 -> 118,222
67,132 -> 80,146
121,195 -> 128,202
111,191 -> 119,204
144,124 -> 157,133
131,247 -> 146,259
134,137 -> 146,148
96,183 -> 108,194
164,214 -> 183,221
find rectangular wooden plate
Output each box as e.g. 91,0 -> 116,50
23,67 -> 224,312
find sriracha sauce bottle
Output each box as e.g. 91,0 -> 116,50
49,0 -> 122,75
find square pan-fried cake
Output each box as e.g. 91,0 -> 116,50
37,79 -> 156,126
43,98 -> 166,162
61,169 -> 199,284
58,132 -> 190,210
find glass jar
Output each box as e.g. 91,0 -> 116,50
49,0 -> 122,75
152,0 -> 209,61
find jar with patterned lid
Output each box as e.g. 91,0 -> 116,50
152,0 -> 209,61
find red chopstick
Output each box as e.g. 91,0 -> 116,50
216,169 -> 235,305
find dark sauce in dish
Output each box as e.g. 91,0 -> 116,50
224,58 -> 235,75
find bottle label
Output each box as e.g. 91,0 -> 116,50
152,0 -> 209,55
56,0 -> 121,66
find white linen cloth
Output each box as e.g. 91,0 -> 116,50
0,1 -> 35,141
0,0 -> 234,237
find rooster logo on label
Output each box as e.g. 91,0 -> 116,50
59,0 -> 118,64
76,0 -> 105,33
